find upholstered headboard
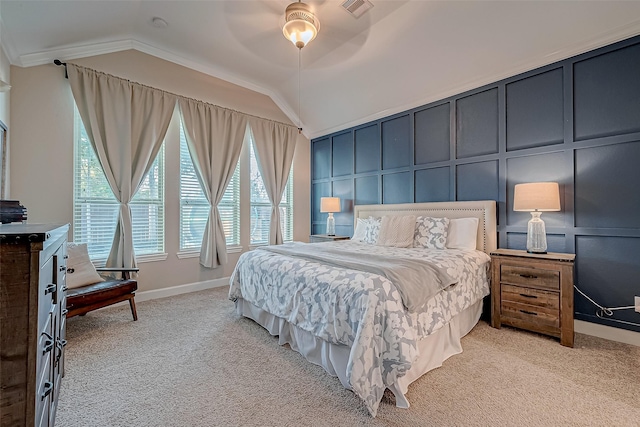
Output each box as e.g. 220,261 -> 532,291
353,200 -> 497,254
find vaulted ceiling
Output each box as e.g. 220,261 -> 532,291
2,1 -> 640,139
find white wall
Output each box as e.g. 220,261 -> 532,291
9,49 -> 310,293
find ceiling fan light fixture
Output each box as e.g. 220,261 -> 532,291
282,2 -> 320,49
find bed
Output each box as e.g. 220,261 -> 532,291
229,200 -> 497,416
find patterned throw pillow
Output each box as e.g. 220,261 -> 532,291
413,216 -> 450,249
362,216 -> 381,244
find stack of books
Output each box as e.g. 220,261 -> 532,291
0,200 -> 27,224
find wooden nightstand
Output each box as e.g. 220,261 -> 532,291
309,234 -> 350,243
490,249 -> 576,347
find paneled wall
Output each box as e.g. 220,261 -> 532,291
311,35 -> 640,333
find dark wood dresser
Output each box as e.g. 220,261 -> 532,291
0,223 -> 69,427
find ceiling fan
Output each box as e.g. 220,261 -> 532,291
222,0 -> 376,70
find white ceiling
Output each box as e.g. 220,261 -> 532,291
2,1 -> 640,139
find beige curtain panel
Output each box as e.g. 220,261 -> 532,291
248,119 -> 297,245
68,64 -> 176,269
179,98 -> 248,268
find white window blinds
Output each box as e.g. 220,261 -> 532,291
179,123 -> 240,250
73,109 -> 165,259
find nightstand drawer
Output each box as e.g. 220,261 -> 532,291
501,265 -> 559,290
501,284 -> 559,310
501,300 -> 560,328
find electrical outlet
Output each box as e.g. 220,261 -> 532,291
635,296 -> 640,313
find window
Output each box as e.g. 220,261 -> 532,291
179,123 -> 240,250
250,138 -> 293,245
73,109 -> 165,259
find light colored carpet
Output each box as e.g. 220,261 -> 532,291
57,286 -> 640,427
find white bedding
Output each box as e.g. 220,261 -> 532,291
229,240 -> 490,416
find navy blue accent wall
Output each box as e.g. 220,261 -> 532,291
311,35 -> 640,333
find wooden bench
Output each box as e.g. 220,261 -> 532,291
66,268 -> 139,321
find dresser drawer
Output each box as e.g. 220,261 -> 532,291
501,299 -> 560,329
500,265 -> 560,290
501,284 -> 559,310
37,314 -> 54,390
38,256 -> 56,335
35,341 -> 53,427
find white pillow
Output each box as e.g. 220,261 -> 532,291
413,216 -> 449,249
446,218 -> 479,250
351,218 -> 368,242
376,215 -> 416,248
66,243 -> 104,289
362,216 -> 381,244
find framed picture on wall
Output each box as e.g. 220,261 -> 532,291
0,120 -> 6,199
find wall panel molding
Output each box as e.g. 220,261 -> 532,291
310,34 -> 640,333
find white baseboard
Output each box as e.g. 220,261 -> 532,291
575,320 -> 640,347
135,277 -> 230,302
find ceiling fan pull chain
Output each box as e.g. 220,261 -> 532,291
298,48 -> 302,134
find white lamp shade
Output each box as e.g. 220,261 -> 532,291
320,197 -> 340,213
513,182 -> 561,212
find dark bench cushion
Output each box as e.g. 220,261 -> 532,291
67,279 -> 137,308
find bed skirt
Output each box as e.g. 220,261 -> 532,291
235,298 -> 483,410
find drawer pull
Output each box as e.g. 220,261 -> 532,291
519,274 -> 538,279
56,338 -> 68,363
42,332 -> 54,354
520,309 -> 538,316
519,293 -> 538,299
41,382 -> 53,400
44,283 -> 56,295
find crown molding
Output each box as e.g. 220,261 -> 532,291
7,16 -> 638,140
11,37 -> 302,134
18,39 -> 135,67
128,40 -> 303,134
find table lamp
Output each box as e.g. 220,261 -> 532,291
513,182 -> 560,254
320,197 -> 340,236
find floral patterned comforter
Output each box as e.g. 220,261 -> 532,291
228,241 -> 490,416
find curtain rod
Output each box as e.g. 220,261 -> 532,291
53,59 -> 67,78
52,59 -> 298,131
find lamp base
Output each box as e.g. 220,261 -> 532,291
526,211 -> 548,254
527,249 -> 547,254
326,213 -> 335,236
